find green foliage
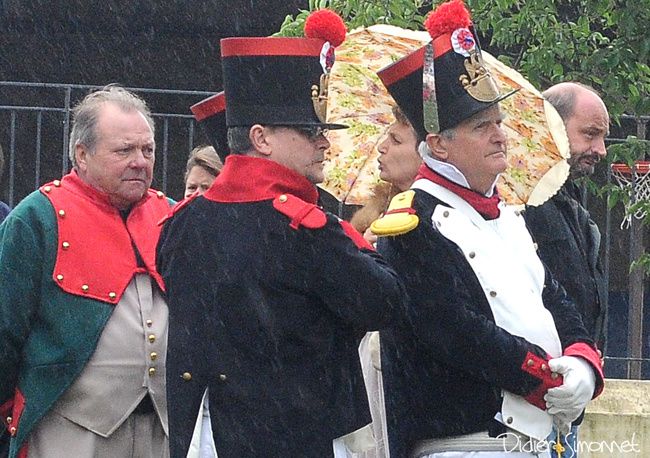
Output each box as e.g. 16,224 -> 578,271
467,0 -> 650,121
275,0 -> 431,37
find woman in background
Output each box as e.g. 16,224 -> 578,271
347,105 -> 421,458
184,145 -> 223,198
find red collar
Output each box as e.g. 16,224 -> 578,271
64,170 -> 152,213
204,155 -> 319,203
416,164 -> 501,220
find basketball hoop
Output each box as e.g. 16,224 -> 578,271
611,161 -> 650,228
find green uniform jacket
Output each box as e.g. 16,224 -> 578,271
0,186 -> 172,458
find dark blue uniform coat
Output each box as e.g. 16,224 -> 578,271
157,155 -> 405,458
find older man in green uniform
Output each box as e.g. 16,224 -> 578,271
0,86 -> 173,457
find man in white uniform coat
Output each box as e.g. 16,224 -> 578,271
372,1 -> 605,457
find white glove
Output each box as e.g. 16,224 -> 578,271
545,356 -> 595,422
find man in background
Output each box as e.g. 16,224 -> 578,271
525,81 -> 610,457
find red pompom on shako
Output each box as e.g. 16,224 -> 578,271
304,9 -> 347,47
424,0 -> 471,40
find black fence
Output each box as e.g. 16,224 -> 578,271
0,81 -> 214,204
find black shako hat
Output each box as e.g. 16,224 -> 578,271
220,9 -> 348,130
378,0 -> 513,136
190,91 -> 229,162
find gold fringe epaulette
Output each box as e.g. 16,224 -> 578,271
370,190 -> 419,236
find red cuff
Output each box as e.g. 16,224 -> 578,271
340,220 -> 375,251
564,342 -> 605,398
521,351 -> 563,410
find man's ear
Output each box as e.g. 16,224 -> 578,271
425,133 -> 448,161
249,124 -> 273,157
75,143 -> 89,171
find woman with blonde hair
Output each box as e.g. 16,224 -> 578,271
184,145 -> 223,198
346,105 -> 421,458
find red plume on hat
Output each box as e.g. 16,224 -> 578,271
304,9 -> 347,47
424,0 -> 472,40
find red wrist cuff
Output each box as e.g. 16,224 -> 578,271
521,351 -> 563,410
564,342 -> 605,398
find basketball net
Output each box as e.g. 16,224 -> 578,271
611,161 -> 650,228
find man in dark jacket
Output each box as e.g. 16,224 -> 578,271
156,10 -> 405,458
371,2 -> 605,457
524,82 -> 609,457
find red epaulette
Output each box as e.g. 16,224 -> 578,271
272,193 -> 327,230
158,192 -> 199,226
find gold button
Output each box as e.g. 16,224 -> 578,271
156,191 -> 164,198
468,252 -> 476,259
62,241 -> 70,250
541,364 -> 547,371
108,292 -> 116,300
443,211 -> 449,217
6,416 -> 12,424
182,372 -> 192,381
533,243 -> 538,251
9,426 -> 16,436
53,180 -> 61,187
43,186 -> 52,193
81,284 -> 89,292
149,367 -> 156,376
56,274 -> 64,282
58,209 -> 66,217
489,291 -> 497,298
148,334 -> 156,343
150,352 -> 158,361
278,194 -> 287,203
527,359 -> 534,367
219,374 -> 227,382
551,372 -> 559,379
506,417 -> 513,425
146,319 -> 153,327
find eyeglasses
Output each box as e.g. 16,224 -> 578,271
287,126 -> 329,141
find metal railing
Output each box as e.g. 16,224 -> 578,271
0,81 -> 214,205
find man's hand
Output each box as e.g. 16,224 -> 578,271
545,356 -> 595,422
363,227 -> 378,247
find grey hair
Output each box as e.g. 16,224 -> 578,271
227,126 -> 254,155
68,85 -> 155,168
543,82 -> 600,123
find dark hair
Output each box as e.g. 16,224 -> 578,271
227,127 -> 254,154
